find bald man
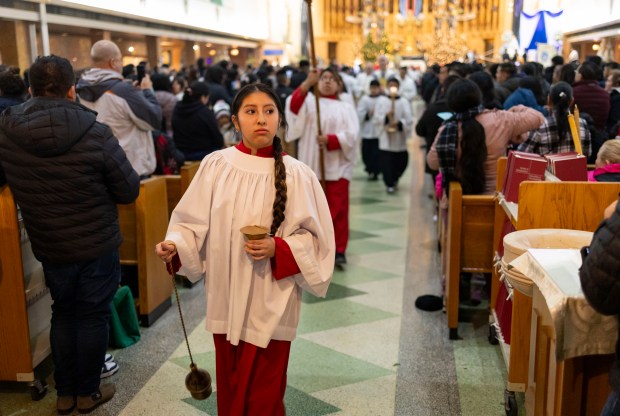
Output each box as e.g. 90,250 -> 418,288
374,55 -> 396,88
77,40 -> 162,177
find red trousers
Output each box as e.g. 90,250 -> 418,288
213,334 -> 291,416
325,178 -> 350,254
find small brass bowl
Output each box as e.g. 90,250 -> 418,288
240,225 -> 269,240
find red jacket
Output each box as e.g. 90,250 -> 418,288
573,80 -> 610,131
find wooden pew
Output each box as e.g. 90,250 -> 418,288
491,170 -> 620,412
118,176 -> 172,326
445,182 -> 495,340
0,185 -> 50,399
161,161 -> 200,218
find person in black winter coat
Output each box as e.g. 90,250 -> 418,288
0,55 -> 139,414
172,81 -> 224,160
580,198 -> 620,416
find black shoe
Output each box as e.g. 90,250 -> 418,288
335,253 -> 347,266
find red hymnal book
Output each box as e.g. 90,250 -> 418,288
502,151 -> 547,203
545,153 -> 588,181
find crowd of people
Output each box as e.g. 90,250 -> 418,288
3,39 -> 620,415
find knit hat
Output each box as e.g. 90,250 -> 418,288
213,100 -> 231,119
568,49 -> 579,63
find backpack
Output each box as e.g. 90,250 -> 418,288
152,131 -> 185,175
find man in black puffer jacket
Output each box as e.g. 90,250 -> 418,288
0,55 -> 139,415
580,198 -> 620,416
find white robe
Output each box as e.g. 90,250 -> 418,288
357,95 -> 384,139
285,93 -> 360,181
374,96 -> 413,152
396,75 -> 418,102
165,147 -> 335,348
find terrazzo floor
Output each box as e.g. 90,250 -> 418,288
0,103 -> 515,416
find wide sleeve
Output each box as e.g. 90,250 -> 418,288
280,165 -> 335,297
164,155 -> 219,282
356,97 -> 369,121
399,99 -> 413,137
285,90 -> 310,142
503,105 -> 545,138
331,103 -> 360,163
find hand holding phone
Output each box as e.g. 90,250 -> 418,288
136,64 -> 146,84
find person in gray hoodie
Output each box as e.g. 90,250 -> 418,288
0,55 -> 139,415
76,40 -> 161,177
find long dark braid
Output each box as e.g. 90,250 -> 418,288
271,136 -> 287,235
550,82 -> 573,149
230,83 -> 289,236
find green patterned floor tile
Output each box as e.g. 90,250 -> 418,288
349,218 -> 402,231
350,203 -> 403,215
170,350 -> 216,374
349,229 -> 378,240
283,386 -> 341,416
181,385 -> 340,416
349,196 -> 383,205
288,338 -> 393,393
347,239 -> 401,255
302,282 -> 366,304
331,263 -> 399,285
298,298 -> 396,335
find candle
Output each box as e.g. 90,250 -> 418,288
567,113 -> 583,155
573,105 -> 580,143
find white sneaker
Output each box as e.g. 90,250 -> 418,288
101,361 -> 119,379
104,353 -> 114,363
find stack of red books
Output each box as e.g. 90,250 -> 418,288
544,152 -> 588,181
502,151 -> 547,203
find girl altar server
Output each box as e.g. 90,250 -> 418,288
156,83 -> 335,416
285,68 -> 359,266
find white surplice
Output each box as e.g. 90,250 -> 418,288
165,146 -> 335,348
285,93 -> 360,181
374,95 -> 413,152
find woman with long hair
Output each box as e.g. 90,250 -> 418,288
518,81 -> 591,157
428,78 -> 544,196
156,83 -> 335,416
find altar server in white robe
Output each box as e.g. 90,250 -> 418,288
357,79 -> 384,180
285,67 -> 359,267
374,77 -> 413,193
156,83 -> 335,416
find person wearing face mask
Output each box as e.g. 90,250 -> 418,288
156,83 -> 334,416
285,68 -> 360,267
374,77 -> 413,194
213,100 -> 236,146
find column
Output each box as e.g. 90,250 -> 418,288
0,21 -> 33,72
182,40 -> 196,68
146,36 -> 161,70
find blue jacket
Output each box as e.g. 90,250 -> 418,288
503,88 -> 548,116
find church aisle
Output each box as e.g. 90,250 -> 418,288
0,129 -> 509,416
